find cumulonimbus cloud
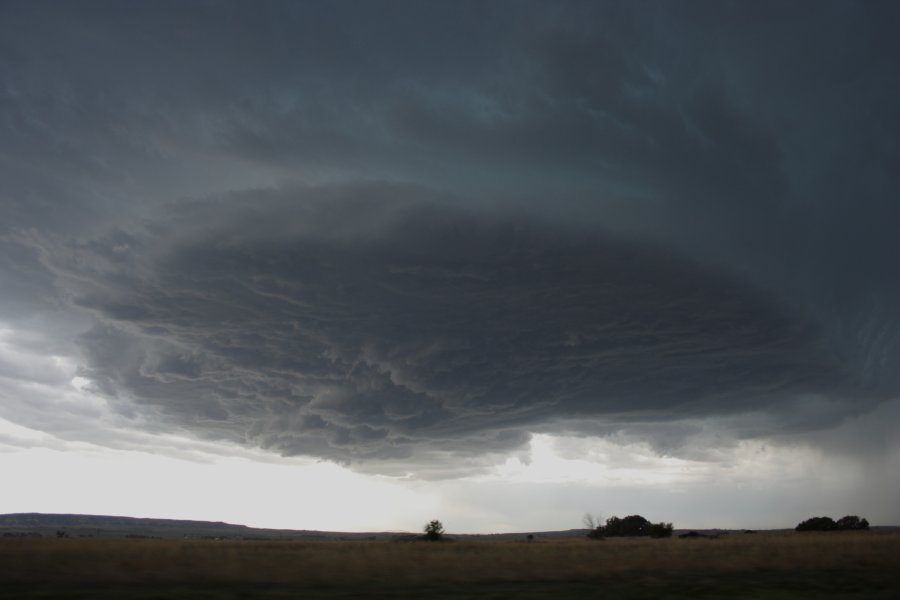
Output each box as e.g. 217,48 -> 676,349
22,183 -> 880,475
3,1 -> 900,479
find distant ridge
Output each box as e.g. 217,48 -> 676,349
0,513 -> 360,540
4,513 -> 894,540
0,513 -> 591,541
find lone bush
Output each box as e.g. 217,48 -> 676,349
423,519 -> 444,541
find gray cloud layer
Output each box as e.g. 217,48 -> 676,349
22,186 -> 882,469
2,1 -> 899,473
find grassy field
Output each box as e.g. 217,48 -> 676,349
2,531 -> 899,598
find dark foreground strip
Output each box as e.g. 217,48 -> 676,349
2,571 -> 900,600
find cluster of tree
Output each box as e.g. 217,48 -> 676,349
795,515 -> 869,532
585,514 -> 673,539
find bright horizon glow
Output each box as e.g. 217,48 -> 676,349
4,414 -> 897,533
0,421 -> 436,532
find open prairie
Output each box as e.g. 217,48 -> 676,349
2,531 -> 899,598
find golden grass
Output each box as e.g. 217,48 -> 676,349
2,532 -> 899,586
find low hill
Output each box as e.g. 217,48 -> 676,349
0,513 -> 352,540
3,513 -> 894,541
0,513 -> 585,541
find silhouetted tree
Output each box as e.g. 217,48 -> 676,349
836,515 -> 869,531
424,519 -> 444,541
796,516 -> 837,532
605,515 -> 651,537
584,513 -> 604,539
649,522 -> 674,538
796,515 -> 871,532
586,514 -> 673,539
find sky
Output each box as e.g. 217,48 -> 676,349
1,0 -> 899,534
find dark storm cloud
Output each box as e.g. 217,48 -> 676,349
3,1 -> 900,470
23,185 -> 875,468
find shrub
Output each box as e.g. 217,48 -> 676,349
649,522 -> 674,538
605,515 -> 652,537
423,519 -> 444,541
796,516 -> 837,532
584,514 -> 604,539
586,515 -> 673,538
836,515 -> 869,531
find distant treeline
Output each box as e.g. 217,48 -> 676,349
796,515 -> 869,532
586,515 -> 673,539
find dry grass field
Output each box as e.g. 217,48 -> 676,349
2,531 -> 899,598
